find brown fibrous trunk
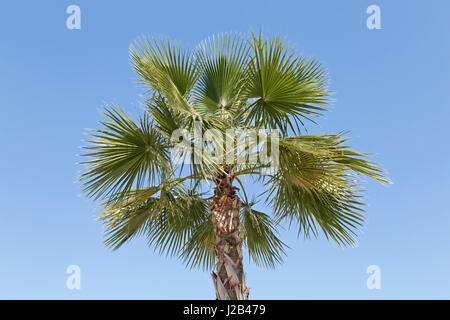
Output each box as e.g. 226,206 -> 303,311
209,165 -> 249,300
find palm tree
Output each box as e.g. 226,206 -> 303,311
80,32 -> 390,300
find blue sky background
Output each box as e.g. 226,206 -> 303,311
1,0 -> 449,299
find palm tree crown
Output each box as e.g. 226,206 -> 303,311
80,32 -> 390,298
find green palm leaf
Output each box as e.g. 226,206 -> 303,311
245,32 -> 331,134
99,183 -> 213,265
130,37 -> 200,117
265,134 -> 390,246
80,106 -> 170,200
193,33 -> 250,122
241,200 -> 287,268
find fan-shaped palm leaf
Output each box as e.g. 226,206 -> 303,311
245,32 -> 331,134
80,106 -> 170,200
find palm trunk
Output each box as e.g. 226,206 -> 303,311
209,166 -> 249,300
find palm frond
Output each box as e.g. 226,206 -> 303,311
265,134 -> 391,247
80,106 -> 170,200
181,214 -> 215,271
99,182 -> 215,269
147,187 -> 208,257
144,95 -> 184,138
245,32 -> 332,135
99,186 -> 162,249
279,134 -> 390,184
241,200 -> 287,268
130,37 -> 200,117
193,33 -> 250,122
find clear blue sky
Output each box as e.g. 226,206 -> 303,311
1,0 -> 449,299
